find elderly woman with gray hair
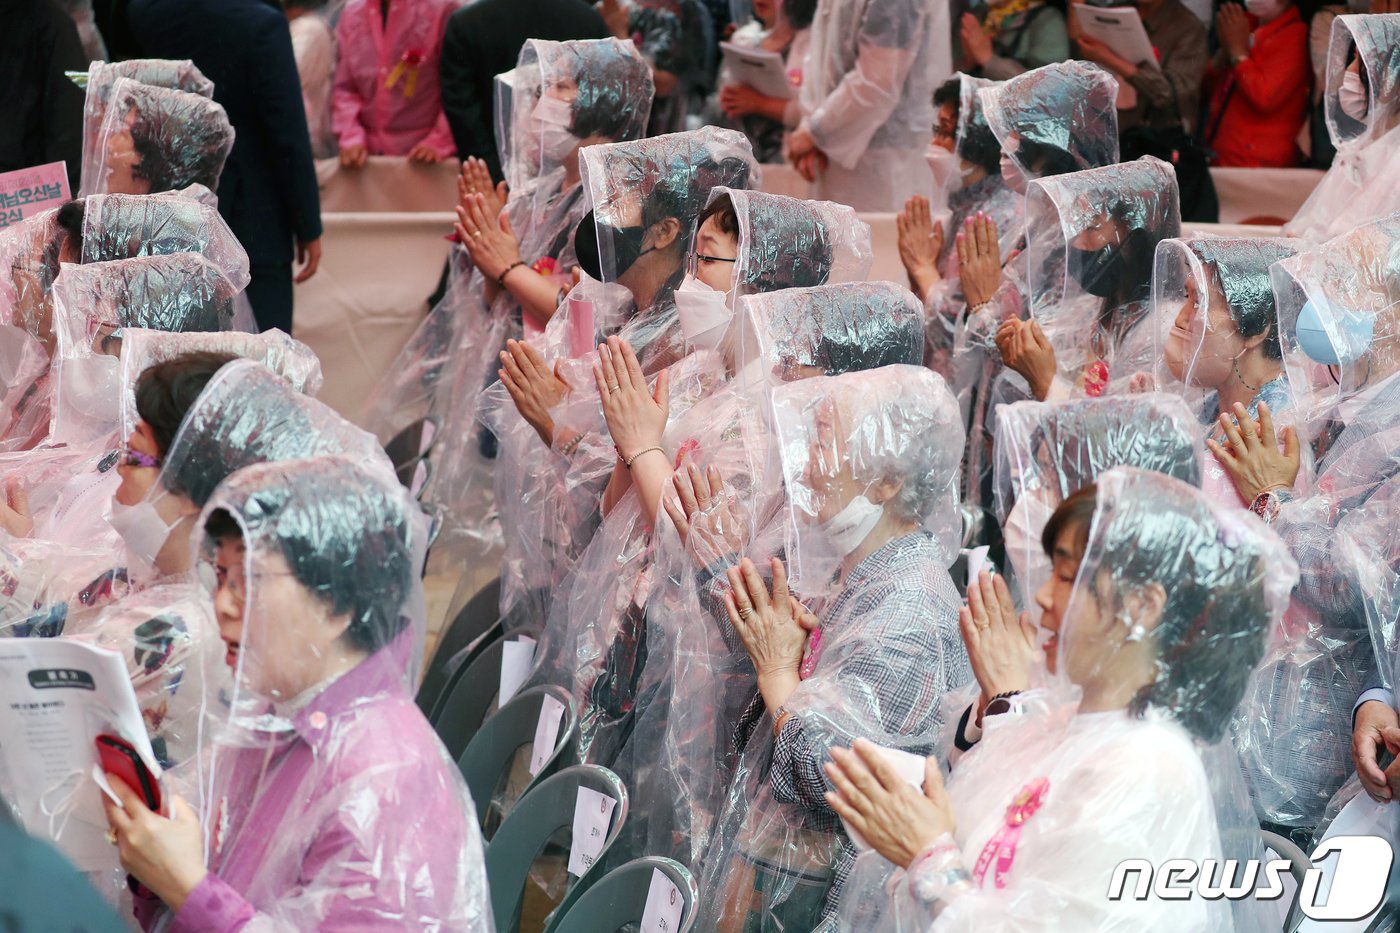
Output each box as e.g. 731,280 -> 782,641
694,364 -> 973,931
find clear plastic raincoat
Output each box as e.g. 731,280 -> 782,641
992,393 -> 1202,606
618,282 -> 927,874
78,191 -> 250,290
446,129 -> 757,627
836,467 -> 1296,933
78,59 -> 215,198
133,455 -> 492,930
47,253 -> 237,449
1021,156 -> 1181,400
519,188 -> 873,766
367,38 -> 654,593
795,0 -> 950,209
1286,14 -> 1400,243
111,357 -> 386,587
83,77 -> 234,197
1232,211 -> 1400,830
695,364 -> 972,929
1151,236 -> 1301,507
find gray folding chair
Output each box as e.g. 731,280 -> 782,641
484,764 -> 628,933
1265,829 -> 1311,933
458,684 -> 576,835
383,415 -> 440,470
544,856 -> 697,933
416,575 -> 502,716
433,623 -> 541,757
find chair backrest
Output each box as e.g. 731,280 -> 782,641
432,622 -> 542,753
544,857 -> 698,933
416,575 -> 503,715
458,684 -> 576,832
383,415 -> 440,470
1264,829 -> 1311,933
485,764 -> 629,933
409,458 -> 432,500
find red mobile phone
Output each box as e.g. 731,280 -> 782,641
96,733 -> 163,813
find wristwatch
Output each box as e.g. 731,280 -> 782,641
984,690 -> 1021,718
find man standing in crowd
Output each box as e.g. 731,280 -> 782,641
112,0 -> 324,334
0,0 -> 86,193
439,0 -> 609,181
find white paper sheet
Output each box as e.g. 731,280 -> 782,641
0,639 -> 160,871
1073,4 -> 1157,65
719,42 -> 794,100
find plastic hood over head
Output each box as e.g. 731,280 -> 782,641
1322,14 -> 1400,151
979,61 -> 1120,181
771,364 -> 963,592
85,77 -> 234,197
711,187 -> 873,297
496,37 -> 655,192
79,191 -> 250,291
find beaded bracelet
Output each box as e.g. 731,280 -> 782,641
623,445 -> 664,469
496,260 -> 526,290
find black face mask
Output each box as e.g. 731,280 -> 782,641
604,221 -> 653,278
1069,244 -> 1127,299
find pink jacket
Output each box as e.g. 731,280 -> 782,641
332,0 -> 459,157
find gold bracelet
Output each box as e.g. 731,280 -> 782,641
623,445 -> 664,469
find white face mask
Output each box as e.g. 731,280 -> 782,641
532,96 -> 578,163
674,274 -> 734,352
1000,151 -> 1029,195
925,145 -> 964,195
1244,0 -> 1281,19
1339,69 -> 1369,122
819,493 -> 884,556
108,498 -> 177,578
54,354 -> 120,443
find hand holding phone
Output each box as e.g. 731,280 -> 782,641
96,733 -> 163,813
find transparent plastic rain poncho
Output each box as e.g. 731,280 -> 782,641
673,186 -> 873,357
992,393 -> 1203,607
79,191 -> 251,291
1151,237 -> 1302,507
48,253 -> 237,449
117,328 -> 322,443
509,194 -> 874,761
0,208 -> 67,342
0,210 -> 64,450
978,61 -> 1121,184
925,74 -> 1023,375
600,282 -> 928,880
796,0 -> 950,210
83,77 -> 235,197
1023,157 -> 1181,399
366,39 -> 653,596
495,38 -> 655,195
78,59 -> 215,198
564,127 -> 759,371
435,129 -> 756,628
115,358 -> 389,586
0,534 -> 130,637
1286,15 -> 1400,243
1270,211 -> 1400,449
686,365 -> 970,928
1232,214 -> 1400,829
162,456 -> 492,931
837,467 -> 1297,933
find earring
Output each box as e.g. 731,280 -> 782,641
1125,623 -> 1148,643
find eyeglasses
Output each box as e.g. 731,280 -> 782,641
933,124 -> 956,143
122,449 -> 161,469
687,251 -> 738,277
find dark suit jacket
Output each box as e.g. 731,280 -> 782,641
121,0 -> 322,266
439,0 -> 609,182
0,0 -> 86,192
